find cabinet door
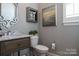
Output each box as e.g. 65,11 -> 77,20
1,40 -> 18,54
17,38 -> 30,49
0,41 -> 18,56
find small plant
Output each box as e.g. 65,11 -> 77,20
29,30 -> 38,35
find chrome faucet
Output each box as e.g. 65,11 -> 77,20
7,31 -> 11,35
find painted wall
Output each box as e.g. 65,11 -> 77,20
9,3 -> 39,34
38,3 -> 79,55
10,3 -> 39,55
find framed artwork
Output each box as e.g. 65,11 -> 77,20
26,7 -> 38,23
42,5 -> 56,27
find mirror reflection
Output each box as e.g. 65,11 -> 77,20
0,3 -> 18,29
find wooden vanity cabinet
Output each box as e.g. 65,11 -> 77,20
0,37 -> 30,56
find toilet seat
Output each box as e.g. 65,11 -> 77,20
35,45 -> 49,51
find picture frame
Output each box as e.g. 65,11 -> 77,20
42,5 -> 56,27
26,7 -> 38,23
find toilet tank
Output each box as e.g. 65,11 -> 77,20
30,35 -> 39,47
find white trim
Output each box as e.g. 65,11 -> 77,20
55,3 -> 57,26
63,22 -> 79,25
63,3 -> 66,21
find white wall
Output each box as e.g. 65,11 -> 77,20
11,3 -> 39,34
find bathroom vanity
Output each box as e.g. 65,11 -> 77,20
0,35 -> 31,56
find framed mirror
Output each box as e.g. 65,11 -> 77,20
0,3 -> 18,29
26,7 -> 38,23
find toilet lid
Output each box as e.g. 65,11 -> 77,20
35,45 -> 49,51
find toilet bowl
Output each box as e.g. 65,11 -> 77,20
30,35 -> 49,56
35,45 -> 49,54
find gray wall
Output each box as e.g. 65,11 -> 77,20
38,3 -> 79,55
10,3 -> 39,55
4,3 -> 39,34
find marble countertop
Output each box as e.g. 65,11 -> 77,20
0,35 -> 32,41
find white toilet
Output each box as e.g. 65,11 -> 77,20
30,35 -> 49,56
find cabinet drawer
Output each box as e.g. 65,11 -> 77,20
16,38 -> 30,49
1,37 -> 30,54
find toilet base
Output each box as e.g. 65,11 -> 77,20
31,47 -> 48,56
47,52 -> 59,56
